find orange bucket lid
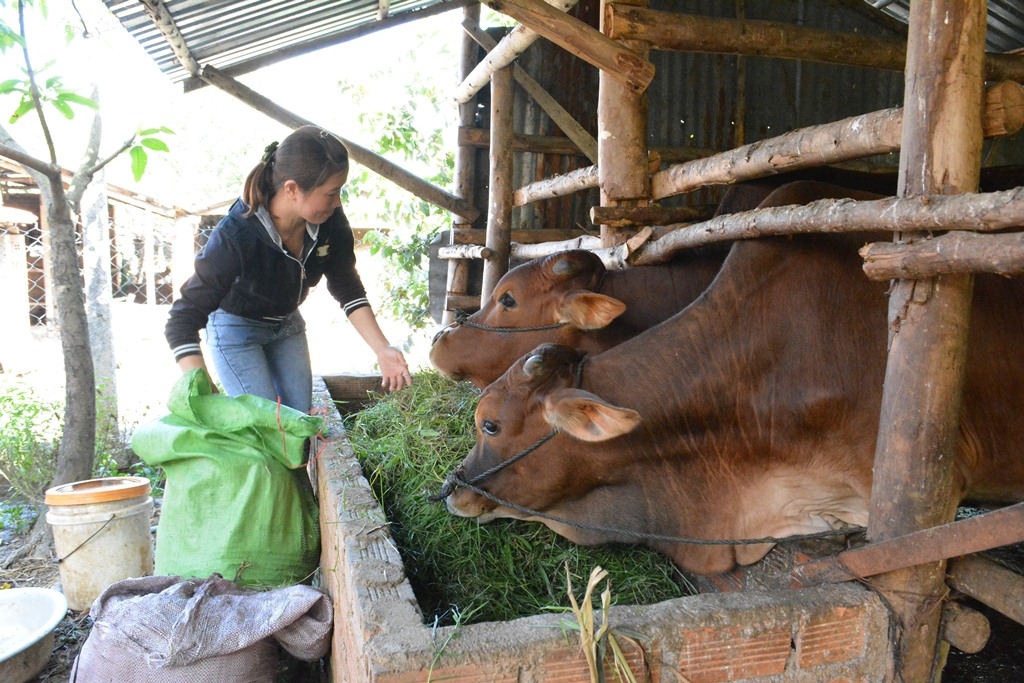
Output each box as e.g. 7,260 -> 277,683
44,476 -> 151,506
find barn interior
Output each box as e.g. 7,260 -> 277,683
61,0 -> 1024,680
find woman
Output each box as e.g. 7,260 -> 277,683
165,125 -> 412,413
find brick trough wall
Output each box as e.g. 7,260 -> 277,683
311,377 -> 894,682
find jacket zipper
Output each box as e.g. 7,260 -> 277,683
282,243 -> 313,306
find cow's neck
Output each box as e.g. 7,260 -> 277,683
571,235 -> 883,573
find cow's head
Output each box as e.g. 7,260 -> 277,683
429,251 -> 627,387
444,344 -> 641,541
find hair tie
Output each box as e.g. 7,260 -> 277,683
261,141 -> 279,164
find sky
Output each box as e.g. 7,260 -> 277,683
0,0 -> 475,211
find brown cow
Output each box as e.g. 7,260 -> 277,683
441,205 -> 1024,576
430,168 -> 908,388
429,244 -> 729,387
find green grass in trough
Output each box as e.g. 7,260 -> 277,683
343,371 -> 695,626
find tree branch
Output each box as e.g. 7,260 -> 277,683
18,2 -> 57,164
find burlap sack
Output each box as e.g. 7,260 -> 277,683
71,574 -> 333,682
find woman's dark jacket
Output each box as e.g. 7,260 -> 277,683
165,199 -> 369,361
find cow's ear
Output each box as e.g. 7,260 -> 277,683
557,292 -> 627,330
543,388 -> 641,442
547,251 -> 603,283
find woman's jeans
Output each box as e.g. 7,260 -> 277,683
206,309 -> 312,413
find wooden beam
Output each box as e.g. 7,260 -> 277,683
459,126 -> 586,155
514,164 -> 599,206
948,555 -> 1024,626
483,0 -> 655,93
651,81 -> 1024,200
438,244 -> 492,260
463,20 -> 598,163
137,0 -> 201,78
621,188 -> 1024,265
860,230 -> 1024,279
510,234 -> 602,259
449,227 -> 589,244
605,5 -> 1024,83
199,65 -> 480,223
454,0 -> 580,105
607,6 -> 907,72
590,203 -> 706,228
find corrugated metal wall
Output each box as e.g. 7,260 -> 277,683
489,0 -> 1023,233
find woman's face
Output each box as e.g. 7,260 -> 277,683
297,170 -> 347,225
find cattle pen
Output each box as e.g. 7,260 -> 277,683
77,0 -> 1024,681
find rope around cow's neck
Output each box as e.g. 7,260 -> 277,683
453,308 -> 571,333
438,474 -> 865,546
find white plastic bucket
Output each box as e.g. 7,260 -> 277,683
45,477 -> 154,612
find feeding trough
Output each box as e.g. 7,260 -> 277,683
312,377 -> 893,682
0,587 -> 68,683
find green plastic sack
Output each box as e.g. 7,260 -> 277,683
132,369 -> 324,588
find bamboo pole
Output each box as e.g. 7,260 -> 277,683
867,1 -> 987,679
597,0 -> 650,246
860,230 -> 1024,279
482,65 -> 515,298
483,0 -> 655,93
463,20 -> 598,164
453,0 -> 580,105
620,187 -> 1024,265
604,5 -> 1024,83
200,65 -> 480,224
651,80 -> 1024,200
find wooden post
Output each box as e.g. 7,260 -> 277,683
866,1 -> 987,681
597,0 -> 650,247
482,65 -> 515,299
444,3 -> 482,324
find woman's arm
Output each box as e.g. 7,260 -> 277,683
347,307 -> 412,391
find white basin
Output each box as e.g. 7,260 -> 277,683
0,587 -> 68,683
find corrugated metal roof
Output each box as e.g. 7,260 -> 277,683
99,0 -> 473,89
868,0 -> 1024,53
103,0 -> 1024,93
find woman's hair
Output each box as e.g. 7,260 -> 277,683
241,125 -> 350,215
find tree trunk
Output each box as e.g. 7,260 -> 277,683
42,175 -> 96,488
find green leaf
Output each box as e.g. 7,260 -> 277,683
140,137 -> 169,152
0,79 -> 26,95
138,126 -> 175,136
9,98 -> 34,123
55,91 -> 98,109
130,146 -> 148,181
50,98 -> 73,119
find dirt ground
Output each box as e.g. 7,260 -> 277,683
0,275 -> 432,681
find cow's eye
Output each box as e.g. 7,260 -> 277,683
481,419 -> 500,436
498,292 -> 516,309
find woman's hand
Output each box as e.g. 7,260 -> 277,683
377,345 -> 412,392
